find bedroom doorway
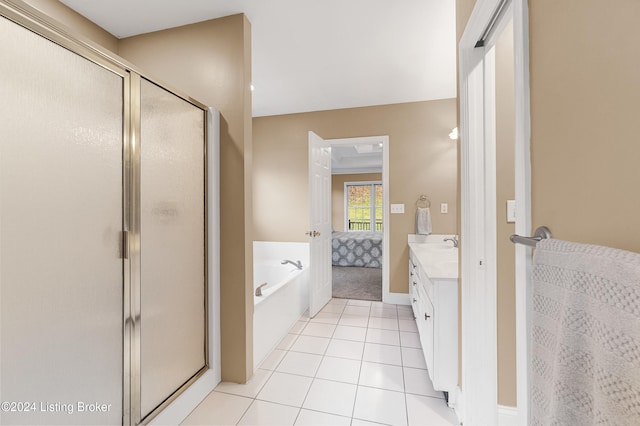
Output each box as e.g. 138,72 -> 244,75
308,133 -> 390,310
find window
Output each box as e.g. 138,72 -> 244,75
345,181 -> 383,231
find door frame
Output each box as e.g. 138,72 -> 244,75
458,0 -> 531,424
311,135 -> 390,303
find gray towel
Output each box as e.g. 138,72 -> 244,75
415,207 -> 432,235
530,239 -> 640,426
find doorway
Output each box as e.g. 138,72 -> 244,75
308,133 -> 390,316
459,0 -> 531,424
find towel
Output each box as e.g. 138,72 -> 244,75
415,207 -> 432,235
530,239 -> 640,426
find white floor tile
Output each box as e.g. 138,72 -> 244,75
347,299 -> 372,307
370,307 -> 398,318
302,379 -> 357,417
338,314 -> 369,328
405,394 -> 458,426
403,367 -> 442,398
333,325 -> 367,342
401,347 -> 427,370
398,319 -> 418,332
294,409 -> 351,426
315,356 -> 361,384
400,331 -> 421,348
365,328 -> 400,346
353,386 -> 407,426
368,316 -> 399,331
259,348 -> 287,371
397,308 -> 415,320
329,298 -> 349,306
301,322 -> 337,338
370,301 -> 397,310
257,372 -> 313,407
181,391 -> 252,425
310,312 -> 341,325
237,400 -> 300,426
343,305 -> 370,317
290,335 -> 330,355
277,351 -> 323,377
325,339 -> 365,360
278,333 -> 299,350
362,342 -> 402,366
358,361 -> 404,392
350,419 -> 387,426
321,304 -> 346,314
290,320 -> 309,334
215,368 -> 272,398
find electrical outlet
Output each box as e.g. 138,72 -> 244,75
440,203 -> 448,214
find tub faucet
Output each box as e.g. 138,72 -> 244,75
281,259 -> 303,270
443,236 -> 459,248
255,282 -> 268,297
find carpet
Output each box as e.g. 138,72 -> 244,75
332,266 -> 382,301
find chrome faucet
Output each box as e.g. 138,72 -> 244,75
281,259 -> 303,270
443,235 -> 459,248
255,282 -> 268,296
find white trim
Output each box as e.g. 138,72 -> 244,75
498,405 -> 519,426
327,136 -> 390,304
384,292 -> 410,306
453,386 -> 465,425
512,2 -> 532,425
149,370 -> 219,425
460,1 -> 531,425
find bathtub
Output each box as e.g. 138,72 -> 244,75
253,241 -> 310,369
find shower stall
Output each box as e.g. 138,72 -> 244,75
0,2 -> 214,424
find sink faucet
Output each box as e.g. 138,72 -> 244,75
281,259 -> 303,270
255,282 -> 268,297
443,236 -> 459,248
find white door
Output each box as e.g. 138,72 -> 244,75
308,131 -> 333,317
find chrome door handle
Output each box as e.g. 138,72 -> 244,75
305,230 -> 321,237
425,313 -> 431,320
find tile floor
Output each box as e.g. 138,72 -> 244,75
182,299 -> 459,426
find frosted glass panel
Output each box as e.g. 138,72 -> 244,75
0,17 -> 123,426
139,79 -> 206,417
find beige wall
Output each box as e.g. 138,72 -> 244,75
530,0 -> 640,253
118,15 -> 254,383
22,0 -> 118,52
331,173 -> 382,232
495,20 -> 516,408
253,100 -> 457,294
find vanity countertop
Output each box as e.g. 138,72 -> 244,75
408,234 -> 458,280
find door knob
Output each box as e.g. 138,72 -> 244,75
305,230 -> 321,237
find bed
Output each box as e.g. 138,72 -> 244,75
331,231 -> 382,268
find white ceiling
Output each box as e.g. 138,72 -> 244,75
331,144 -> 383,174
59,0 -> 457,117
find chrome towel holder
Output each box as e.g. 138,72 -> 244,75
510,226 -> 552,247
416,195 -> 431,208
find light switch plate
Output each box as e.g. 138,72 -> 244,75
390,203 -> 405,214
440,203 -> 448,214
507,199 -> 516,223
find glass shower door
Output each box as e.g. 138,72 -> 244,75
0,15 -> 124,426
138,79 -> 207,419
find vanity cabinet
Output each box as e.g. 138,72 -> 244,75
409,247 -> 458,397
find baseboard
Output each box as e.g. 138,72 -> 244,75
452,386 -> 464,425
384,291 -> 410,305
149,370 -> 219,425
498,405 -> 518,426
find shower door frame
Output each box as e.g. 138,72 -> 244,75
0,1 -> 211,424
